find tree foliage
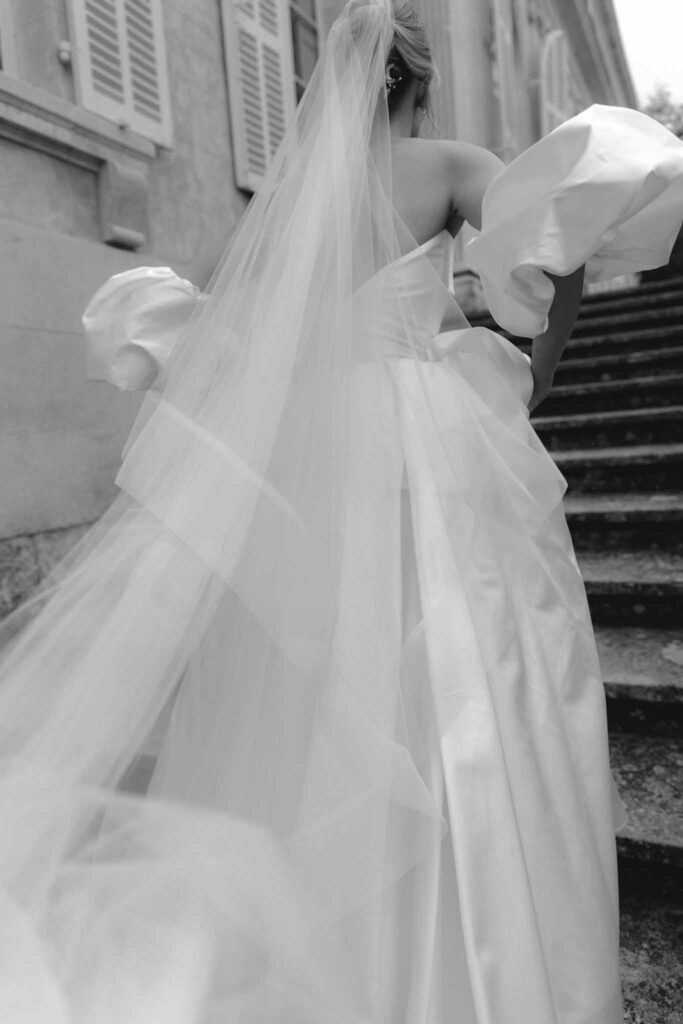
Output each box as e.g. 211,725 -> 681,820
642,85 -> 683,138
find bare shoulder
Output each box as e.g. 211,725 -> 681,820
419,139 -> 505,230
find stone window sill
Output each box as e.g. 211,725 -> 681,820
0,72 -> 156,249
0,71 -> 156,167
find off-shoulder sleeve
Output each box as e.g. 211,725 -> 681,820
83,266 -> 202,391
466,104 -> 683,338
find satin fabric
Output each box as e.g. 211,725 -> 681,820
146,231 -> 623,1023
468,104 -> 683,338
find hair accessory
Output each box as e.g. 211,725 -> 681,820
385,60 -> 404,95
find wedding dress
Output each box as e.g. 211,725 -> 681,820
1,1 -> 683,1020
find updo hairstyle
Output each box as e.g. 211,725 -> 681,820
385,2 -> 437,116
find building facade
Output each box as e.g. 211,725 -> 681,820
0,0 -> 635,609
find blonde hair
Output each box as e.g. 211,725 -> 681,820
387,2 -> 438,114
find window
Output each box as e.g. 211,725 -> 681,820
539,29 -> 584,136
66,0 -> 173,146
492,0 -> 518,161
222,0 -> 321,192
0,0 -> 17,76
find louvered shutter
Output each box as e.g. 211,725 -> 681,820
540,29 -> 572,135
492,0 -> 518,162
222,0 -> 297,192
67,0 -> 173,146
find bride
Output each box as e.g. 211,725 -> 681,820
1,1 -> 683,1021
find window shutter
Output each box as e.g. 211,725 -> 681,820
540,29 -> 573,136
492,0 -> 518,162
221,0 -> 297,192
67,0 -> 173,146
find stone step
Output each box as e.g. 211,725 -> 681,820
533,407 -> 683,452
512,323 -> 683,362
554,345 -> 683,384
597,626 -> 683,736
538,373 -> 683,416
563,323 -> 683,360
565,493 -> 683,553
579,551 -> 683,627
555,443 -> 683,494
580,285 -> 683,320
572,303 -> 683,339
610,730 -> 683,872
581,274 -> 683,306
467,277 -> 683,336
619,880 -> 683,1021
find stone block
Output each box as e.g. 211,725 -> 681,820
98,158 -> 150,250
0,534 -> 40,619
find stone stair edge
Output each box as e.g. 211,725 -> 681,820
532,406 -> 683,429
553,442 -> 683,465
550,371 -> 683,396
610,730 -> 683,870
553,346 -> 683,373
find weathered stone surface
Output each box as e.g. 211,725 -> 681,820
0,522 -> 89,620
555,441 -> 683,493
535,407 -> 683,452
611,731 -> 683,866
542,374 -> 683,416
0,534 -> 41,619
579,551 -> 683,627
621,886 -> 683,1024
564,493 -> 683,553
555,346 -> 683,384
573,302 -> 683,338
597,627 -> 683,704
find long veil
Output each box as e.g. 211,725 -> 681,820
0,1 -> 470,1019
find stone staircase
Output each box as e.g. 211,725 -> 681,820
473,273 -> 683,1023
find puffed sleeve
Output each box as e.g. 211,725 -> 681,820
82,266 -> 202,391
467,104 -> 683,338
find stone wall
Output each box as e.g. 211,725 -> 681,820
0,0 -> 253,546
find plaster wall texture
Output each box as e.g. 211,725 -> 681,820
1,0 -> 251,541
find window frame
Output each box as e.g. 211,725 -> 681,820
0,0 -> 18,76
289,0 -> 322,101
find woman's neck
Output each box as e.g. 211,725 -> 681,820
389,106 -> 415,142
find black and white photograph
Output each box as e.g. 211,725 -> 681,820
0,0 -> 681,1021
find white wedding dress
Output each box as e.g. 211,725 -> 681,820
146,223 -> 619,1023
2,95 -> 683,1023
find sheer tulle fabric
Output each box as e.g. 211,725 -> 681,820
0,0 -> 678,1017
0,3 -> 460,1019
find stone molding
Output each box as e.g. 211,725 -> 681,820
0,71 -> 155,249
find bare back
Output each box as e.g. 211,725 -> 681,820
390,138 -> 504,256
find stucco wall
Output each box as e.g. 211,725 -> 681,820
0,0 -> 252,540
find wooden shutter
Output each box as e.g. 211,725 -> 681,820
540,29 -> 573,135
67,0 -> 173,146
222,0 -> 297,192
0,0 -> 18,75
492,0 -> 518,162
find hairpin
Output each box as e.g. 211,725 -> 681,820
385,61 -> 404,95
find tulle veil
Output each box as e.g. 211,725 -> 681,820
0,1 -> 472,1019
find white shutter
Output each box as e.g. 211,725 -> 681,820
67,0 -> 173,147
222,0 -> 297,192
492,0 -> 518,162
540,29 -> 573,136
0,0 -> 18,76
